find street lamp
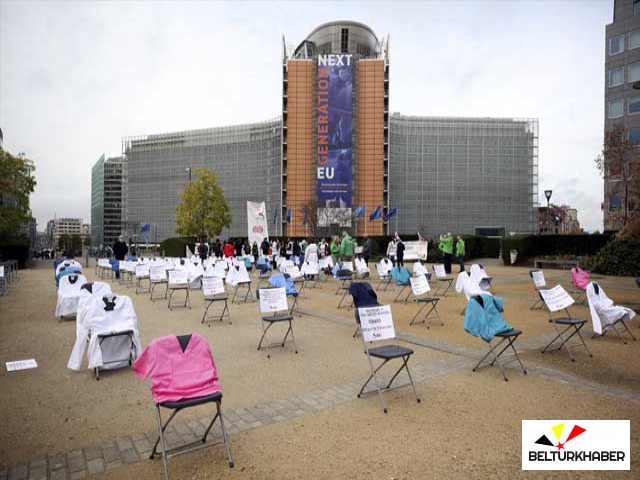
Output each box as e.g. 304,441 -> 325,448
544,189 -> 552,207
185,167 -> 192,181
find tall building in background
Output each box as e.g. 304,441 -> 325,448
113,20 -> 535,243
604,0 -> 640,230
91,155 -> 123,247
46,218 -> 85,246
389,115 -> 537,236
123,120 -> 281,241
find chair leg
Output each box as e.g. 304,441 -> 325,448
359,355 -> 389,413
216,403 -> 234,468
154,406 -> 171,480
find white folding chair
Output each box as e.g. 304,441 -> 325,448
202,277 -> 230,325
432,264 -> 453,296
356,302 -> 421,413
167,270 -> 191,310
529,270 -> 546,310
539,285 -> 593,362
256,287 -> 298,358
150,266 -> 168,301
408,275 -> 442,328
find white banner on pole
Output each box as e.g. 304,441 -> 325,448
247,201 -> 269,246
403,241 -> 428,261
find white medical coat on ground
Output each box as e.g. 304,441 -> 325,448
67,294 -> 141,371
586,282 -> 636,335
55,274 -> 88,318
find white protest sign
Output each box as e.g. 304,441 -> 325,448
135,264 -> 150,277
259,287 -> 288,313
410,275 -> 431,296
403,241 -> 428,261
358,305 -> 395,343
6,359 -> 38,372
150,266 -> 166,281
539,285 -> 575,312
434,264 -> 447,278
202,277 -> 225,296
169,269 -> 189,285
531,270 -> 546,288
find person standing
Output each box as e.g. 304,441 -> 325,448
224,240 -> 234,258
197,239 -> 209,262
363,235 -> 372,265
339,230 -> 355,262
396,236 -> 405,267
305,240 -> 319,264
251,241 -> 259,259
456,236 -> 466,272
112,235 -> 128,279
386,237 -> 397,266
261,237 -> 270,256
330,236 -> 339,263
439,232 -> 454,274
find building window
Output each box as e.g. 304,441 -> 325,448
631,29 -> 640,49
609,66 -> 624,87
629,62 -> 640,82
630,127 -> 640,145
609,197 -> 622,211
635,0 -> 640,18
341,28 -> 348,53
609,98 -> 624,118
630,95 -> 640,115
610,35 -> 624,55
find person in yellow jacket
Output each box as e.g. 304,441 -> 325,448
439,232 -> 453,274
456,236 -> 465,272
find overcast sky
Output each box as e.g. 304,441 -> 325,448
1,0 -> 611,232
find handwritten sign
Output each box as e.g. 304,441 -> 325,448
150,266 -> 167,282
539,285 -> 574,312
6,359 -> 38,372
169,270 -> 188,285
403,241 -> 428,261
358,305 -> 395,343
410,275 -> 431,296
433,264 -> 447,278
259,287 -> 288,313
135,264 -> 150,277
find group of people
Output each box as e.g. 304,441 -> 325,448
438,232 -> 465,274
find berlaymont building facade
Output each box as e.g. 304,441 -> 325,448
92,21 -> 538,244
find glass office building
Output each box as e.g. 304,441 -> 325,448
91,155 -> 123,247
388,115 -> 538,236
122,118 -> 281,241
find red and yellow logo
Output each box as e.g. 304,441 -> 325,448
535,423 -> 586,450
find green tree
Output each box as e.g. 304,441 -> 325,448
58,234 -> 71,252
176,168 -> 231,238
0,148 -> 36,237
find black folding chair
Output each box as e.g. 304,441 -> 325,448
94,331 -> 136,381
349,283 -> 420,413
256,288 -> 298,358
167,270 -> 191,310
375,261 -> 393,292
336,269 -> 354,309
466,296 -> 527,381
432,264 -> 453,297
148,335 -> 233,480
201,277 -> 230,325
135,265 -> 151,294
150,266 -> 168,301
408,275 -> 442,328
529,270 -> 546,310
588,282 -> 636,343
539,285 -> 593,362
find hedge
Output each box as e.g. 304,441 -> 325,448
0,235 -> 30,268
592,239 -> 640,276
159,237 -> 197,257
501,234 -> 614,266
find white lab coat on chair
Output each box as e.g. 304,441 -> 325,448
56,274 -> 88,318
67,294 -> 141,371
586,282 -> 636,335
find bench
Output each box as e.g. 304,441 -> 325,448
533,258 -> 579,270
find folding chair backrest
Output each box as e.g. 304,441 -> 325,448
150,266 -> 167,282
539,285 -> 575,313
98,259 -> 111,268
349,282 -> 379,308
202,277 -> 225,297
413,262 -> 428,277
168,269 -> 189,286
433,264 -> 447,279
285,265 -> 302,278
341,261 -> 354,272
60,274 -> 88,292
410,274 -> 431,297
355,258 -> 369,273
257,287 -> 288,316
301,261 -> 319,275
530,270 -> 546,288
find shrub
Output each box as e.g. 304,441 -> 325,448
592,238 -> 640,276
159,237 -> 197,257
0,235 -> 30,268
501,234 -> 614,266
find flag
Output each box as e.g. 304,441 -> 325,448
418,231 -> 425,242
353,205 -> 365,217
383,207 -> 397,221
140,223 -> 151,233
273,208 -> 278,225
369,205 -> 382,221
303,211 -> 308,226
286,208 -> 292,224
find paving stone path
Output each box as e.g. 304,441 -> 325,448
1,308 -> 637,480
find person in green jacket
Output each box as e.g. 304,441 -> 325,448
456,236 -> 465,272
339,230 -> 355,262
330,236 -> 340,264
439,232 -> 453,274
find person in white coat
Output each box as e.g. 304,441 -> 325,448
386,238 -> 397,266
